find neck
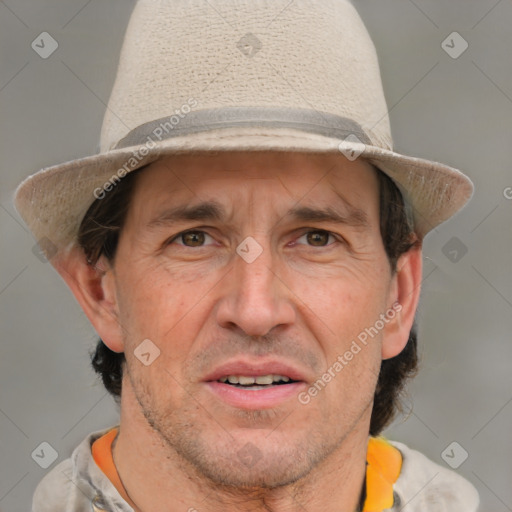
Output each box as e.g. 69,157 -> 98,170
112,378 -> 370,512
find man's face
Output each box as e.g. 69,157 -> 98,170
108,151 -> 398,487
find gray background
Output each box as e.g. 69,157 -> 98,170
1,1 -> 511,511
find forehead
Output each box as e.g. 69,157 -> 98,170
127,151 -> 381,224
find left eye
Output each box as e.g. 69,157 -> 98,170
296,230 -> 338,247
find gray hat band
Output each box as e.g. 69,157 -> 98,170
114,107 -> 372,149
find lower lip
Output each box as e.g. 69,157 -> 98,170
205,381 -> 306,409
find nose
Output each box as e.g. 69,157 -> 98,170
215,239 -> 296,337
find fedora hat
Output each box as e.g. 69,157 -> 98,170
13,0 -> 473,263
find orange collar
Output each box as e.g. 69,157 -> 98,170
91,428 -> 132,506
92,428 -> 402,511
364,436 -> 402,511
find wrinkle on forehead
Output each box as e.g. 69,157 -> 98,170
127,151 -> 380,232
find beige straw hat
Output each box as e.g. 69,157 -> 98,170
13,0 -> 473,263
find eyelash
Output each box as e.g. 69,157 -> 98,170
167,229 -> 342,248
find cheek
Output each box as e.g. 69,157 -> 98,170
306,330 -> 381,437
117,272 -> 202,406
114,261 -> 202,349
290,267 -> 390,346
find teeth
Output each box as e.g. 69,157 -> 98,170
218,374 -> 292,385
255,375 -> 273,385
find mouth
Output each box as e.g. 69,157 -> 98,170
202,361 -> 308,409
217,374 -> 298,390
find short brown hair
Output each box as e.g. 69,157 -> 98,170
78,157 -> 419,436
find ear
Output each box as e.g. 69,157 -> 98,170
53,244 -> 125,353
381,241 -> 423,360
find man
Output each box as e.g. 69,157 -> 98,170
14,0 -> 479,510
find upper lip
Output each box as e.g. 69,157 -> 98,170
202,358 -> 311,383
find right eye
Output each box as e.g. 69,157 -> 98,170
168,230 -> 216,247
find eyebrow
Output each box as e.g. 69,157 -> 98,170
146,201 -> 225,229
146,200 -> 370,230
287,205 -> 370,229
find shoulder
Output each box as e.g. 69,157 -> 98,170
32,457 -> 75,512
32,426 -> 117,512
389,440 -> 480,512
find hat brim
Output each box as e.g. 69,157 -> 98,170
13,126 -> 473,262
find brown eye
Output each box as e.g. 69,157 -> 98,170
180,231 -> 206,246
305,231 -> 332,246
166,230 -> 217,250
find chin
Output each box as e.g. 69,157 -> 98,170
178,441 -> 317,489
157,419 -> 337,489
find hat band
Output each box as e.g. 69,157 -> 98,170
114,107 -> 372,149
